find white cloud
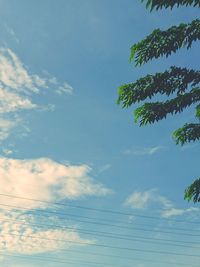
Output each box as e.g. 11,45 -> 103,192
2,149 -> 14,156
56,82 -> 73,95
161,207 -> 199,218
0,47 -> 74,142
0,211 -> 94,255
123,146 -> 165,156
124,189 -> 199,218
0,47 -> 73,96
0,88 -> 37,113
0,157 -> 112,255
0,157 -> 111,210
0,48 -> 41,93
124,189 -> 156,209
0,118 -> 17,141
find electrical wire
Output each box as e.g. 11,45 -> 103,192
0,203 -> 199,238
0,193 -> 199,224
0,217 -> 200,249
0,252 -> 199,267
0,202 -> 198,234
1,231 -> 200,258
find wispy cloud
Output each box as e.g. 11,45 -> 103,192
0,118 -> 17,141
0,47 -> 74,143
56,82 -> 73,95
0,48 -> 73,95
122,146 -> 165,156
161,207 -> 199,218
0,88 -> 37,113
1,148 -> 14,156
180,143 -> 200,151
124,189 -> 157,209
0,48 -> 43,93
98,164 -> 111,174
5,24 -> 20,44
124,189 -> 199,218
0,211 -> 94,254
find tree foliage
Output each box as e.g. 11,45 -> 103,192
118,0 -> 200,203
130,19 -> 200,65
142,0 -> 200,10
185,178 -> 200,202
142,0 -> 200,11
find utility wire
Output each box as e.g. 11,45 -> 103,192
0,203 -> 198,234
0,231 -> 199,266
0,252 -> 199,267
1,231 -> 200,258
0,193 -> 199,224
44,247 -> 199,267
0,251 -> 128,267
0,203 -> 199,238
1,217 -> 200,249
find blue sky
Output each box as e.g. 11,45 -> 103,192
0,0 -> 199,266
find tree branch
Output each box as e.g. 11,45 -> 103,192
130,19 -> 200,65
173,123 -> 200,144
185,178 -> 200,203
118,66 -> 200,107
141,0 -> 200,11
134,88 -> 200,125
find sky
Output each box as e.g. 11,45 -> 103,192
0,0 -> 199,266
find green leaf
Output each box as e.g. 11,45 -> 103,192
184,178 -> 200,203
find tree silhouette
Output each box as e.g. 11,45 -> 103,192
118,0 -> 200,203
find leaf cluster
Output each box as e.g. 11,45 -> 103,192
173,123 -> 200,145
134,88 -> 200,125
185,178 -> 200,202
142,0 -> 200,10
130,19 -> 200,65
118,67 -> 200,107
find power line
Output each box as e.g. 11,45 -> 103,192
0,203 -> 199,239
0,202 -> 198,234
1,230 -> 199,266
0,192 -> 199,224
45,247 -> 199,267
0,251 -> 127,267
1,231 -> 200,258
1,217 -> 200,249
0,252 -> 199,267
3,215 -> 199,265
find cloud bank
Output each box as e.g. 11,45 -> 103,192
124,189 -> 199,218
0,157 -> 111,254
0,211 -> 93,254
0,157 -> 111,209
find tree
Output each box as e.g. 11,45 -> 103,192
117,0 -> 200,203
